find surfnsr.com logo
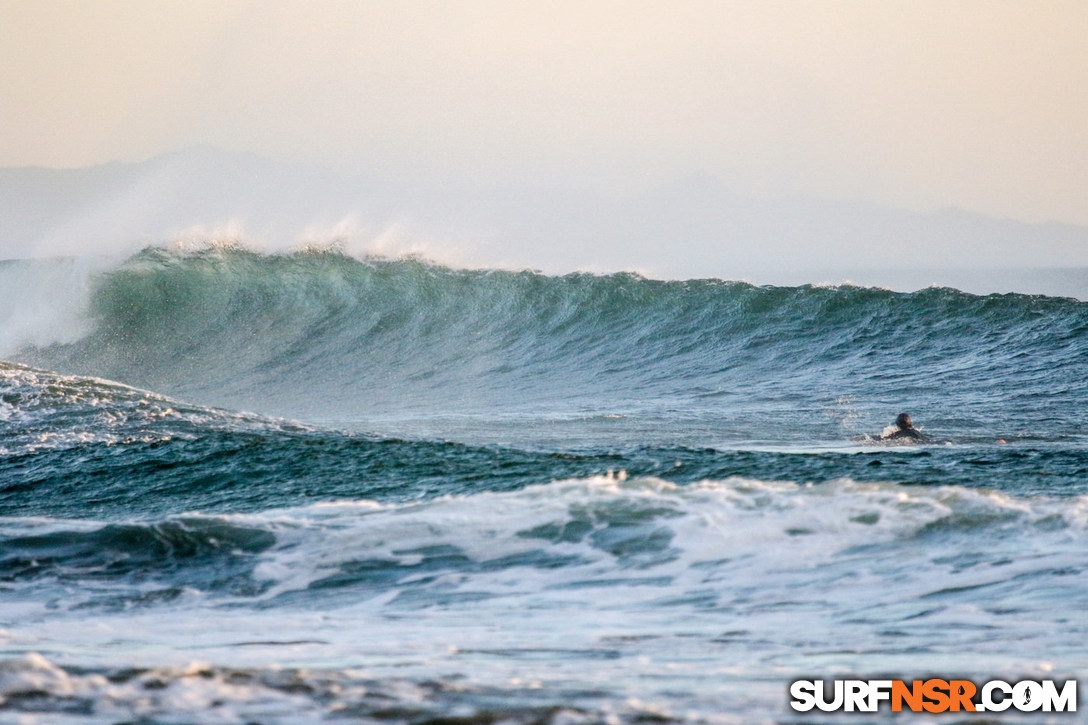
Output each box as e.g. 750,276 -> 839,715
790,679 -> 1077,713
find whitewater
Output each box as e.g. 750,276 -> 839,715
2,245 -> 1088,723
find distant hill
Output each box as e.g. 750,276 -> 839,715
3,146 -> 1087,282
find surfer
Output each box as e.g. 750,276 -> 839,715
882,413 -> 926,441
851,413 -> 929,443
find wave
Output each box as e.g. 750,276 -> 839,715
5,245 -> 1088,442
6,474 -> 1087,614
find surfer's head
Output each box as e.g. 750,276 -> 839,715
896,413 -> 913,430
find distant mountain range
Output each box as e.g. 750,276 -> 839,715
3,146 -> 1087,283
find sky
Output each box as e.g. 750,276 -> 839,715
1,0 -> 1086,227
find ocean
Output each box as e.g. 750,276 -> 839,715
2,245 -> 1086,723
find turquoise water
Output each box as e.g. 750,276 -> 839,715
2,247 -> 1087,722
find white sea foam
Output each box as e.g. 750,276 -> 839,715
5,476 -> 1085,721
0,361 -> 304,457
0,653 -> 328,724
0,257 -> 112,355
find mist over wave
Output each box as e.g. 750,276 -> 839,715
6,147 -> 1088,297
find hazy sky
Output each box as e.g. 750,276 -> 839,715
2,0 -> 1086,225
